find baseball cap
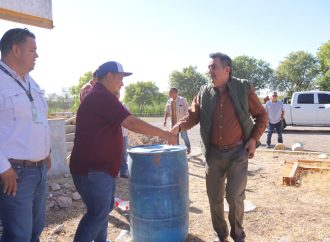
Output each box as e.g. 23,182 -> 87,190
96,61 -> 132,78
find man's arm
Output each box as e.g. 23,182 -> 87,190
163,112 -> 169,127
281,102 -> 285,119
163,102 -> 171,127
246,88 -> 268,158
122,115 -> 176,145
171,94 -> 201,135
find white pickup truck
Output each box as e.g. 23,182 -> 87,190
283,91 -> 330,126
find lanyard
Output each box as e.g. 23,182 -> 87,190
0,64 -> 34,102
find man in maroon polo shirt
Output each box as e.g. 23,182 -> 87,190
70,61 -> 176,242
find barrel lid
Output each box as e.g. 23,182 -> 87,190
128,144 -> 186,154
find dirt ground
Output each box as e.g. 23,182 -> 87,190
41,150 -> 330,242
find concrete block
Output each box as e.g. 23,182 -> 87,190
66,133 -> 75,142
67,142 -> 74,152
48,118 -> 69,176
66,125 -> 75,134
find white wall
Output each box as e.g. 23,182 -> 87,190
48,118 -> 68,176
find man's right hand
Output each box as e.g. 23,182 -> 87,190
163,131 -> 177,145
163,120 -> 167,127
0,167 -> 18,196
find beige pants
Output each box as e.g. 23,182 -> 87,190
205,144 -> 248,242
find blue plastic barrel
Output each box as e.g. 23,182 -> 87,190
128,144 -> 189,242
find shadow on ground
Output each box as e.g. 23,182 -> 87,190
185,234 -> 207,242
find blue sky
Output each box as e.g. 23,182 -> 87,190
0,0 -> 329,95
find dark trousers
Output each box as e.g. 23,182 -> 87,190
266,121 -> 283,146
205,144 -> 248,242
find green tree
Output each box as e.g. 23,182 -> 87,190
46,88 -> 73,114
273,51 -> 319,97
169,66 -> 208,103
316,40 -> 330,91
123,81 -> 165,114
232,55 -> 274,90
69,71 -> 93,111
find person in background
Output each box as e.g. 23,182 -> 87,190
263,95 -> 270,104
70,61 -> 176,242
0,28 -> 51,242
115,92 -> 129,178
164,87 -> 191,154
80,69 -> 97,102
171,52 -> 267,242
265,91 -> 285,148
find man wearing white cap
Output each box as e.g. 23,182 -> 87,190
70,61 -> 176,242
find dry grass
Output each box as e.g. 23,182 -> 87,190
41,151 -> 330,242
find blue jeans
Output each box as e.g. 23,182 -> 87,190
177,131 -> 191,149
0,163 -> 47,242
266,121 -> 283,146
72,171 -> 116,242
120,136 -> 128,176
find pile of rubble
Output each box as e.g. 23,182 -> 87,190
46,175 -> 81,210
128,131 -> 165,147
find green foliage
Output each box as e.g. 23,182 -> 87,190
123,81 -> 166,114
316,40 -> 330,91
126,102 -> 165,116
273,51 -> 319,97
69,71 -> 93,111
169,66 -> 208,103
232,55 -> 274,90
46,88 -> 73,114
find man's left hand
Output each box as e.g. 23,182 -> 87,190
245,138 -> 257,159
45,155 -> 51,171
170,125 -> 180,135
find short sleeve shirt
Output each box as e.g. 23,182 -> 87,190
265,100 -> 283,124
70,83 -> 131,177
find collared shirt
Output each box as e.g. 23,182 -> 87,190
80,80 -> 94,102
164,96 -> 189,126
0,61 -> 50,174
211,87 -> 244,146
70,82 -> 131,177
265,100 -> 284,124
178,84 -> 268,144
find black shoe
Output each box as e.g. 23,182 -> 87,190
187,148 -> 191,155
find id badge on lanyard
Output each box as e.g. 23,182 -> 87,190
32,103 -> 43,123
0,65 -> 44,123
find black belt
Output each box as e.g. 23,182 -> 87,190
9,159 -> 44,167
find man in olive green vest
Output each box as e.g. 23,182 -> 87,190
171,52 -> 267,242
